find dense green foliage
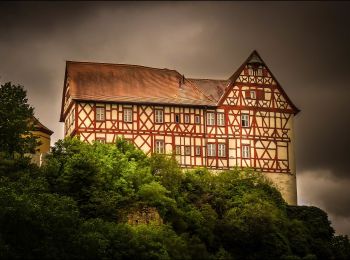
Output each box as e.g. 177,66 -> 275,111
0,82 -> 39,158
0,137 -> 349,259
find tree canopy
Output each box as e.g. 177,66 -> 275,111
0,82 -> 38,157
0,137 -> 348,259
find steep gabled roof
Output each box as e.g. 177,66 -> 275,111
219,50 -> 300,114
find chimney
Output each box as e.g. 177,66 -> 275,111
179,74 -> 185,88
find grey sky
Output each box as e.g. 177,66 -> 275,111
1,1 -> 349,235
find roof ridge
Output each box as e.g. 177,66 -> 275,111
188,78 -> 228,81
66,60 -> 178,73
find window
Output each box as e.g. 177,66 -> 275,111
185,146 -> 191,155
175,114 -> 180,123
241,114 -> 249,127
155,140 -> 164,154
218,144 -> 226,157
96,107 -> 105,121
195,115 -> 201,124
155,109 -> 164,123
250,90 -> 256,99
207,143 -> 216,157
175,145 -> 181,155
195,146 -> 201,156
217,113 -> 225,126
242,145 -> 250,158
207,112 -> 215,126
123,108 -> 132,122
184,114 -> 190,124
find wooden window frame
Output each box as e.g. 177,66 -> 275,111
175,145 -> 181,155
218,143 -> 226,157
154,109 -> 164,124
207,143 -> 216,157
175,114 -> 180,124
195,115 -> 201,124
184,146 -> 191,156
217,113 -> 225,126
207,112 -> 215,126
242,145 -> 250,159
184,114 -> 190,124
155,140 -> 165,154
96,106 -> 105,121
195,146 -> 201,156
250,90 -> 256,99
241,113 -> 250,128
123,107 -> 133,123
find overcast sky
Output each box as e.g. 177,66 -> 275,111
1,1 -> 349,235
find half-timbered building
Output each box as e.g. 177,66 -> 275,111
60,51 -> 300,204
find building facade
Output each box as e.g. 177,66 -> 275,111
60,51 -> 299,205
30,117 -> 53,166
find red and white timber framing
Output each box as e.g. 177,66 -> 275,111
62,64 -> 296,175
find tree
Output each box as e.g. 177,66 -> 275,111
3,137 -> 346,259
331,235 -> 350,260
0,82 -> 38,158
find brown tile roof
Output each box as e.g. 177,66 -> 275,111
188,78 -> 230,102
32,116 -> 54,135
66,61 -> 216,106
60,51 -> 300,122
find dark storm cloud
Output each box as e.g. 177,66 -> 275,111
0,1 -> 350,234
298,170 -> 350,235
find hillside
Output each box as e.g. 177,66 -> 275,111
0,138 -> 349,259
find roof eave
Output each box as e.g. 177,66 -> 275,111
71,98 -> 217,108
59,62 -> 69,122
